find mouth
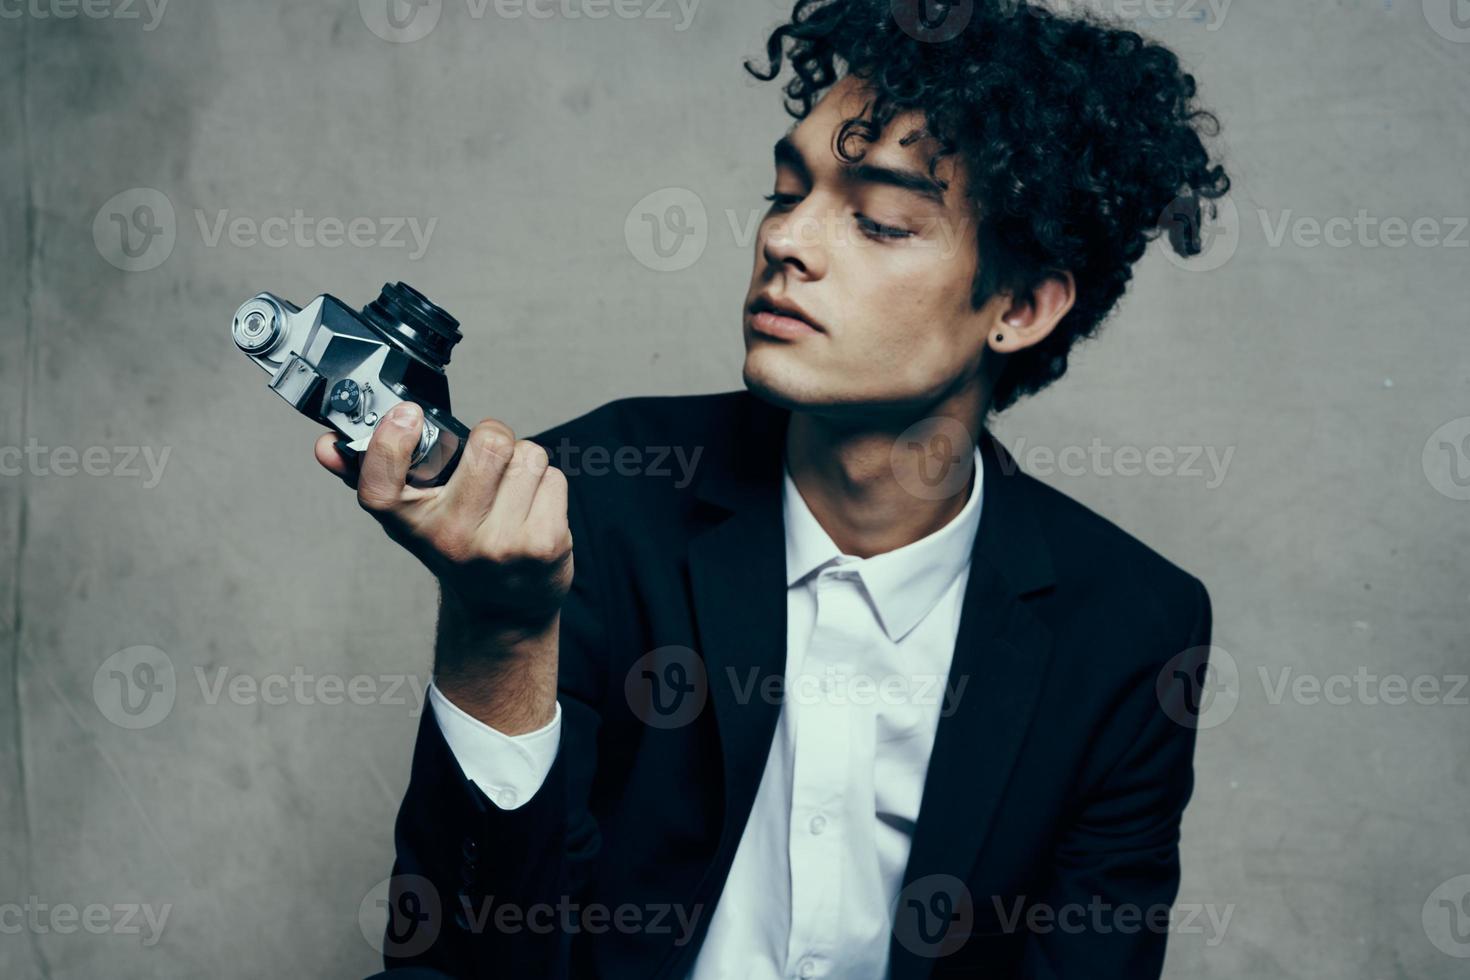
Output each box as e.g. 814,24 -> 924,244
748,294 -> 825,340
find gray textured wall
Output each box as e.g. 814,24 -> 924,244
3,1 -> 1467,977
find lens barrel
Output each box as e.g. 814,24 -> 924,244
360,282 -> 462,369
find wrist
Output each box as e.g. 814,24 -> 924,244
438,582 -> 560,644
434,663 -> 558,735
434,594 -> 559,734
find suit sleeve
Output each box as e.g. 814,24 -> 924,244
380,471 -> 609,979
1017,577 -> 1214,979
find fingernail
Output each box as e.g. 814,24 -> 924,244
390,402 -> 422,428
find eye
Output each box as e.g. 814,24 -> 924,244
856,213 -> 913,241
763,192 -> 802,211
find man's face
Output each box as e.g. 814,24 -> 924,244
742,75 -> 1005,422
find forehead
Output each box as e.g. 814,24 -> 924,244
787,75 -> 962,193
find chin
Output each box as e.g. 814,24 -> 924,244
741,360 -> 868,421
741,350 -> 823,411
744,358 -> 968,431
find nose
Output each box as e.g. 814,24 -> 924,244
760,202 -> 828,281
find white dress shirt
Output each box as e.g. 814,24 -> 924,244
431,448 -> 984,979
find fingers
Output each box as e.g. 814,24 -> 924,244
314,432 -> 359,487
437,419 -> 517,523
356,401 -> 423,513
523,464 -> 572,561
483,440 -> 550,531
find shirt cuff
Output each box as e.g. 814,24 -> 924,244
429,682 -> 562,811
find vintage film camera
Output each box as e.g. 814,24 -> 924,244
231,282 -> 470,487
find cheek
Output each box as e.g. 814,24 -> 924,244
844,254 -> 975,355
842,257 -> 989,395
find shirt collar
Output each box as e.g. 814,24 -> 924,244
782,447 -> 985,643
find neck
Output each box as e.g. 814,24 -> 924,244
783,402 -> 981,559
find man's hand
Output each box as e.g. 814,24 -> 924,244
315,401 -> 569,732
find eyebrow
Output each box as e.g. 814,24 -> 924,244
773,134 -> 949,206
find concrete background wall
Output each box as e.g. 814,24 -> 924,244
2,1 -> 1467,977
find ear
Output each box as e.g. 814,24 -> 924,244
988,271 -> 1076,354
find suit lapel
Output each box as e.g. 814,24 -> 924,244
889,428 -> 1058,980
686,394 -> 792,858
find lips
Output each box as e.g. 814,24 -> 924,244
749,294 -> 825,335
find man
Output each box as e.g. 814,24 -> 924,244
327,1 -> 1229,977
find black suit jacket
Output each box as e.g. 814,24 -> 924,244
380,390 -> 1213,980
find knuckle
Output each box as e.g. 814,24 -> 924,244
357,486 -> 396,514
473,426 -> 520,461
479,535 -> 513,565
476,417 -> 515,438
513,440 -> 550,473
522,533 -> 565,564
469,421 -> 515,459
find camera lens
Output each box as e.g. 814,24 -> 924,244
360,282 -> 462,369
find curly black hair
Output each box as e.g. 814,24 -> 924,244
746,0 -> 1230,415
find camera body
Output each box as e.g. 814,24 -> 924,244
231,282 -> 470,487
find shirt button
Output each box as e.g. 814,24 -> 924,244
497,788 -> 518,809
809,814 -> 827,835
798,958 -> 817,978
